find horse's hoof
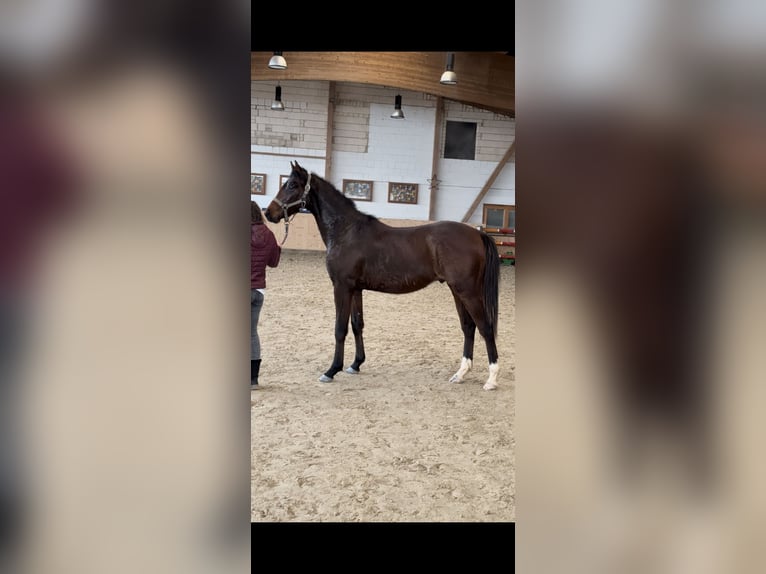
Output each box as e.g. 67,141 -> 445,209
483,382 -> 498,391
345,367 -> 359,374
319,375 -> 333,383
449,374 -> 463,383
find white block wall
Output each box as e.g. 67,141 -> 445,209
330,103 -> 435,220
433,160 -> 515,225
251,80 -> 514,224
434,99 -> 515,225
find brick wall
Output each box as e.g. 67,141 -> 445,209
441,100 -> 515,162
251,80 -> 329,150
333,83 -> 437,154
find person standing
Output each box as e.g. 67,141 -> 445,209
251,200 -> 281,390
0,71 -> 81,568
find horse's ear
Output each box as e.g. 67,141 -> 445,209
293,160 -> 302,172
290,160 -> 296,170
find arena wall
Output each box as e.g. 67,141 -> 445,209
251,80 -> 515,229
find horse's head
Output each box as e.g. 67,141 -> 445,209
265,161 -> 311,223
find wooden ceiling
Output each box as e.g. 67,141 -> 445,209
251,52 -> 515,116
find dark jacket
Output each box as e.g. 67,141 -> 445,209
251,223 -> 281,289
0,100 -> 80,291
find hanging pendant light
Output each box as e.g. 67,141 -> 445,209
268,51 -> 287,70
271,85 -> 285,111
390,94 -> 405,119
440,52 -> 458,85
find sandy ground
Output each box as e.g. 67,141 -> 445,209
251,250 -> 515,522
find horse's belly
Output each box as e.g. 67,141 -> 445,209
360,271 -> 434,294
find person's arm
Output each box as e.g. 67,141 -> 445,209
266,229 -> 281,268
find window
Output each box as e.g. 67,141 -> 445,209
483,204 -> 515,229
444,121 -> 477,160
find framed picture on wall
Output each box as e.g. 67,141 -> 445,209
388,182 -> 419,204
342,179 -> 373,202
250,173 -> 266,195
279,175 -> 290,192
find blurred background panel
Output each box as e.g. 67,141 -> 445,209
0,1 -> 250,572
517,1 -> 766,573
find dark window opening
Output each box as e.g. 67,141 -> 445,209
444,121 -> 477,160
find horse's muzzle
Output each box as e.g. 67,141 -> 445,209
264,204 -> 282,223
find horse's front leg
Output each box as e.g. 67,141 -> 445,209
346,290 -> 365,374
319,285 -> 353,382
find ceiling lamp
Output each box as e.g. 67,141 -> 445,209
390,94 -> 405,119
440,52 -> 457,85
268,51 -> 287,70
271,85 -> 285,111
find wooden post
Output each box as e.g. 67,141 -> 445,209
324,81 -> 336,181
461,140 -> 515,223
428,96 -> 444,221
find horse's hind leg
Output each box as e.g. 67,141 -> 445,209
481,330 -> 500,391
460,295 -> 499,390
449,290 -> 476,383
347,290 -> 365,374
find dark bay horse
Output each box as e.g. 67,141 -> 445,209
265,161 -> 501,390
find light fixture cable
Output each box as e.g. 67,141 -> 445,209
440,52 -> 457,85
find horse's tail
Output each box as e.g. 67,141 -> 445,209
480,231 -> 500,338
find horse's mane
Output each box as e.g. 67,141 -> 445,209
308,171 -> 379,223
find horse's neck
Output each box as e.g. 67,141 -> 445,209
309,179 -> 360,246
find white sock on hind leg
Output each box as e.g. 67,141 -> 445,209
483,362 -> 499,390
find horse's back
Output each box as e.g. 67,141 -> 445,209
382,220 -> 484,255
384,219 -> 477,241
423,220 -> 485,249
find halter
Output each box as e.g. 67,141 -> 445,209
273,173 -> 311,246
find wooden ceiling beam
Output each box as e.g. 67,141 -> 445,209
251,52 -> 514,115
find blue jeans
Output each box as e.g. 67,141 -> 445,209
0,295 -> 28,560
251,289 -> 264,360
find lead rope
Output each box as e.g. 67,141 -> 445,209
279,208 -> 292,246
279,174 -> 311,246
